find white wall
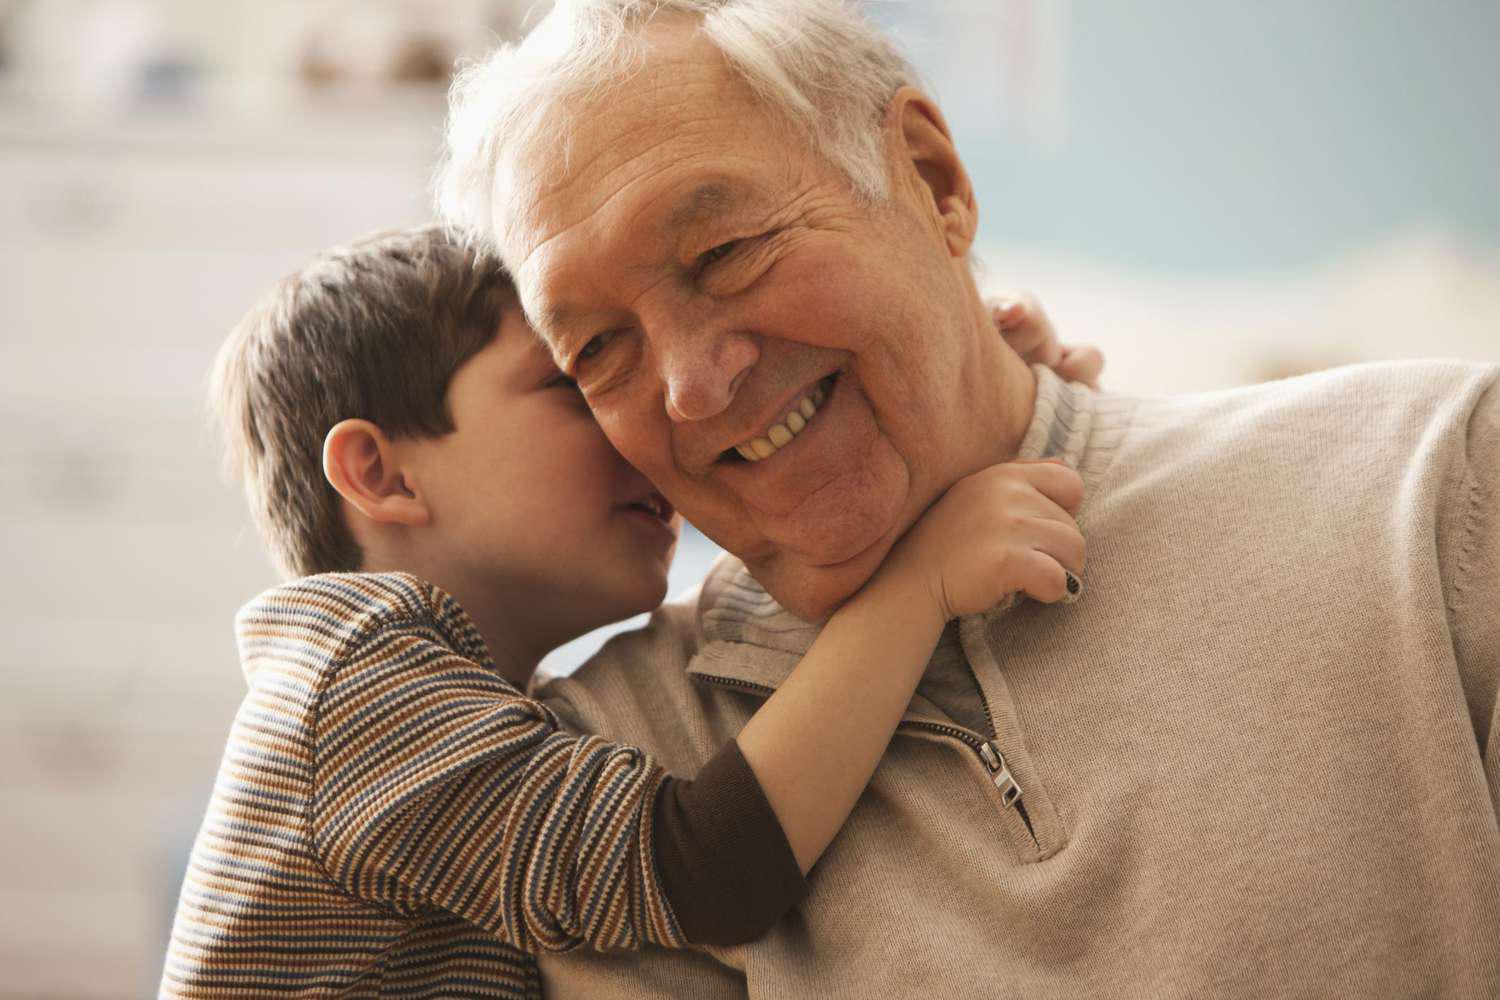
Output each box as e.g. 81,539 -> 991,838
1,102 -> 443,996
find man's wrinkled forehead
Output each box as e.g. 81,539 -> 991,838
500,39 -> 784,350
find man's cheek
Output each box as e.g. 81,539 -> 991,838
596,406 -> 654,468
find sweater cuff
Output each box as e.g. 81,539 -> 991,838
652,739 -> 810,946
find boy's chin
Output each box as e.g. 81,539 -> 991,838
588,573 -> 672,627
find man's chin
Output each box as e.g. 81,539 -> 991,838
749,536 -> 897,623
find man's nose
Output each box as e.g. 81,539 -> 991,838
657,328 -> 760,423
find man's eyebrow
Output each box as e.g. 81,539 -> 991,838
521,284 -> 577,340
535,302 -> 572,339
664,182 -> 744,233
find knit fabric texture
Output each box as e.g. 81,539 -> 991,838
160,572 -> 687,998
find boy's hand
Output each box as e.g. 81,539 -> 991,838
988,293 -> 1105,389
878,460 -> 1086,625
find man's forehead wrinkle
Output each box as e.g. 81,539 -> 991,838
557,62 -> 731,170
519,74 -> 719,198
510,27 -> 806,343
532,33 -> 764,201
523,148 -> 753,304
511,240 -> 587,351
530,154 -> 688,287
526,102 -> 730,240
513,167 -> 675,343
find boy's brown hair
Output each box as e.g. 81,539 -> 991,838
211,224 -> 513,578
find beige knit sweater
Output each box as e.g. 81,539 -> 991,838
536,361 -> 1500,999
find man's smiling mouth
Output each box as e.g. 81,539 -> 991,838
730,374 -> 838,463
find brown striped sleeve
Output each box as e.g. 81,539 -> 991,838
308,617 -> 688,954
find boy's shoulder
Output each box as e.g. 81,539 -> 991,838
234,571 -> 491,684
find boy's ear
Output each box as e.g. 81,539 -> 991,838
323,419 -> 431,527
887,86 -> 978,259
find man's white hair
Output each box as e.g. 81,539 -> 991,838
435,0 -> 920,260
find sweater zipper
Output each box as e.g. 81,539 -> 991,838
901,720 -> 1039,850
693,674 -> 1041,850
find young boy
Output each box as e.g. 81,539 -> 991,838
161,225 -> 1088,998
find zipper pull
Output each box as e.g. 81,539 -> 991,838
978,741 -> 1023,808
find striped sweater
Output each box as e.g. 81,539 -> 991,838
160,572 -> 688,998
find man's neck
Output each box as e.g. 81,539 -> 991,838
962,296 -> 1040,467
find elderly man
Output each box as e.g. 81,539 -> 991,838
437,1 -> 1500,996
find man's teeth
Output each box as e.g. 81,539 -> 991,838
734,381 -> 830,463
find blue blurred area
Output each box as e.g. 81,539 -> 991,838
877,0 -> 1500,274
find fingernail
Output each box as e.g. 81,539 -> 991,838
1061,570 -> 1083,604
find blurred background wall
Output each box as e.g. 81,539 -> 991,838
1,1 -> 1495,995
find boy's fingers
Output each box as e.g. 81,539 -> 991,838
1008,483 -> 1080,531
1014,461 -> 1085,514
1017,550 -> 1072,604
1025,516 -> 1086,576
1000,290 -> 1045,322
989,296 -> 1022,323
1056,344 -> 1105,389
987,294 -> 1030,326
993,309 -> 1046,358
989,293 -> 1062,364
1015,320 -> 1062,367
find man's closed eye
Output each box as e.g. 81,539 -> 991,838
577,330 -> 619,364
697,239 -> 741,270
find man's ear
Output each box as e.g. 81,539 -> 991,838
323,419 -> 431,527
886,86 -> 978,259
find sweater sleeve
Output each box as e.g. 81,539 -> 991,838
307,618 -> 804,953
308,619 -> 682,953
1445,373 -> 1500,809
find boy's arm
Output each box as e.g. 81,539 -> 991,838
729,566 -> 945,870
647,570 -> 946,946
308,610 -> 807,953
